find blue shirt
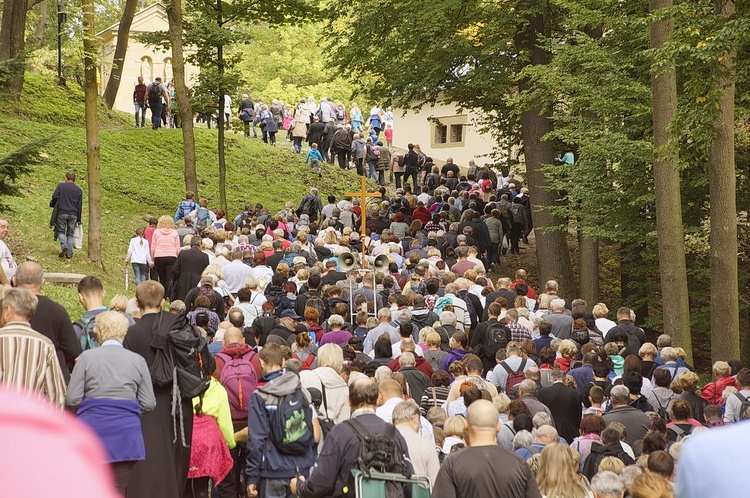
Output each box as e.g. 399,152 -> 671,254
677,422 -> 750,497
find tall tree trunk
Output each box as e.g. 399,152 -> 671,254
165,0 -> 198,196
578,232 -> 599,310
82,0 -> 101,264
517,8 -> 575,298
102,0 -> 139,109
216,0 -> 227,213
709,0 -> 739,362
0,0 -> 30,97
33,0 -> 48,48
649,0 -> 692,363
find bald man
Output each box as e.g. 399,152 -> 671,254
214,326 -> 263,498
432,400 -> 542,498
376,379 -> 434,442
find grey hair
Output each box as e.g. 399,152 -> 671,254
512,430 -> 533,451
3,287 -> 38,319
532,412 -> 553,429
374,365 -> 393,383
610,385 -> 631,405
619,465 -> 644,490
399,351 -> 416,367
519,379 -> 537,396
392,399 -> 421,425
660,346 -> 677,361
549,298 -> 566,311
439,311 -> 456,326
377,307 -> 392,320
591,471 -> 625,498
14,261 -> 44,288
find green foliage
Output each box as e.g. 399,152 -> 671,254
0,134 -> 56,211
234,24 -> 358,103
0,72 -> 130,127
0,72 -> 363,314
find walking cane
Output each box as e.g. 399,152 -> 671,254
124,267 -> 129,291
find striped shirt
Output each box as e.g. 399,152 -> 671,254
0,321 -> 66,408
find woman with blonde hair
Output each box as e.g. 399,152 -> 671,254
441,415 -> 466,454
150,215 -> 180,297
554,339 -> 578,372
299,343 -> 350,424
629,473 -> 674,498
536,443 -> 591,498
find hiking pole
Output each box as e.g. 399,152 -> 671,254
124,267 -> 129,291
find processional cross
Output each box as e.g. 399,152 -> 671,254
345,176 -> 381,268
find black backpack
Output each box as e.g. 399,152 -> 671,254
148,82 -> 162,100
344,418 -> 409,498
303,293 -> 327,324
148,313 -> 211,446
485,321 -> 510,360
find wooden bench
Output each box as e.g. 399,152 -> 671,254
44,273 -> 87,287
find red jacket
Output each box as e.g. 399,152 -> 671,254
412,206 -> 432,225
701,376 -> 737,405
388,354 -> 434,378
510,279 -> 537,299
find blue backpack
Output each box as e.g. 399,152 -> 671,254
176,200 -> 195,221
195,207 -> 210,229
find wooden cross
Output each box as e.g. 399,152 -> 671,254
345,176 -> 381,267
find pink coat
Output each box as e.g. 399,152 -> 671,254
150,228 -> 180,259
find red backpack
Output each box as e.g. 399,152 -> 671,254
292,352 -> 315,371
216,351 -> 259,421
500,358 -> 527,394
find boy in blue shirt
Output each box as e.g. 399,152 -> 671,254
306,143 -> 323,177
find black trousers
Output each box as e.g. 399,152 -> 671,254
154,256 -> 177,298
112,460 -> 136,496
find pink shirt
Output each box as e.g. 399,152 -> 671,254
150,228 -> 180,259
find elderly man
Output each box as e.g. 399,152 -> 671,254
433,400 -> 542,498
541,298 -> 573,340
602,385 -> 650,446
514,425 -> 559,460
15,262 -> 80,382
266,309 -> 300,347
518,379 -> 553,419
0,218 -> 16,285
590,472 -> 625,498
363,308 -> 399,355
376,379 -> 434,442
537,368 -> 582,444
392,400 -> 440,487
0,287 -> 66,407
396,352 -> 432,403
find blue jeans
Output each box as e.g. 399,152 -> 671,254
132,263 -> 149,285
57,213 -> 76,257
134,101 -> 146,127
367,161 -> 377,180
293,137 -> 303,153
149,99 -> 162,128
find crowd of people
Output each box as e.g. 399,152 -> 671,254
3,170 -> 750,498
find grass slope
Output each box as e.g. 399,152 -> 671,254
0,74 -> 365,313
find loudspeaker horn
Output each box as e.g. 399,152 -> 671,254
371,254 -> 390,273
339,252 -> 357,271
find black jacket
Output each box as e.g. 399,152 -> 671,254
296,413 -> 412,498
581,443 -> 635,480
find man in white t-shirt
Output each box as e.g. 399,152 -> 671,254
0,219 -> 16,285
